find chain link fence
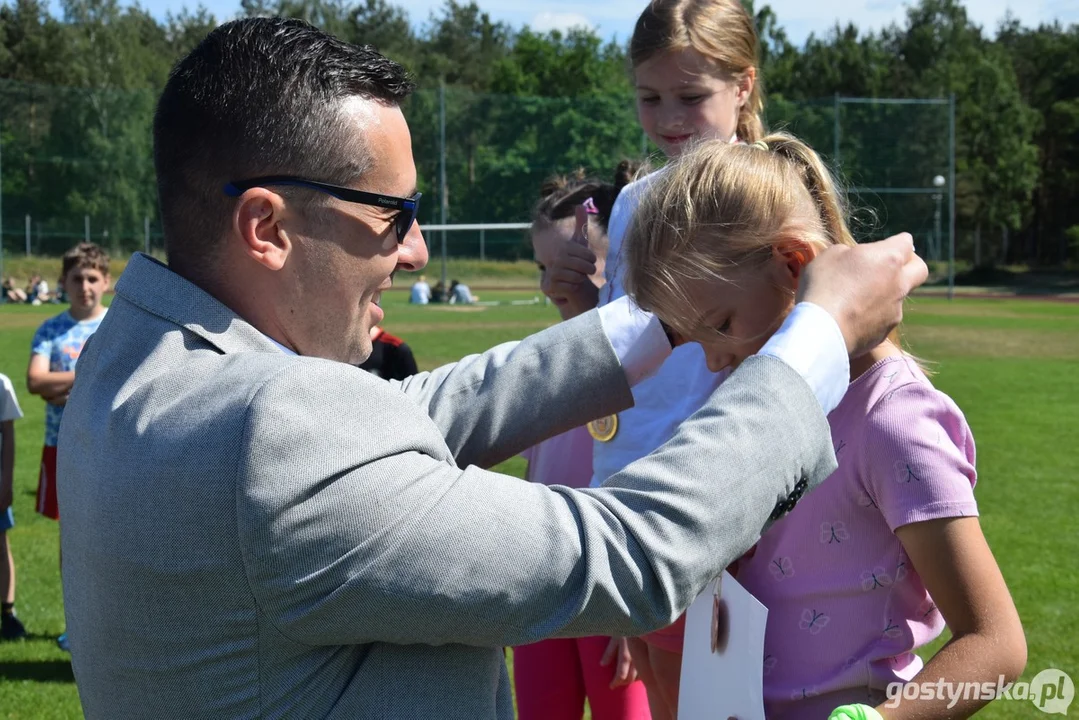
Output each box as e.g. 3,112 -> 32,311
0,79 -> 954,280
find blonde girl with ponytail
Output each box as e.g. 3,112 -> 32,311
624,134 -> 1026,720
529,3 -> 770,716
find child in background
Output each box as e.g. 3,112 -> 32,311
513,164 -> 651,720
409,275 -> 432,305
26,242 -> 111,651
0,373 -> 25,640
448,280 -> 477,305
359,326 -> 419,381
624,134 -> 1026,719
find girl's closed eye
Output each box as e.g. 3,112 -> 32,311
638,94 -> 660,105
681,94 -> 708,105
713,317 -> 732,335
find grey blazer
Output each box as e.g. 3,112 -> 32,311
58,253 -> 836,719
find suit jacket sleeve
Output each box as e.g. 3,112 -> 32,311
236,352 -> 836,649
387,309 -> 632,469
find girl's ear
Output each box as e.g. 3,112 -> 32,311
771,239 -> 818,285
736,67 -> 757,109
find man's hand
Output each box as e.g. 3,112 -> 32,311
542,205 -> 601,318
798,234 -> 927,358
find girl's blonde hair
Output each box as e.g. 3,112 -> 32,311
630,0 -> 764,142
625,132 -> 907,351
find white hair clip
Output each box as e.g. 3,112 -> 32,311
752,139 -> 769,151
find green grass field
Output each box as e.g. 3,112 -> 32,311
0,290 -> 1076,718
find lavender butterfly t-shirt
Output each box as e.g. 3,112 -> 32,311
735,355 -> 979,718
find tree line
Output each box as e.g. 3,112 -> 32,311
0,0 -> 1075,266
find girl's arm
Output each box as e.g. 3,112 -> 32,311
26,354 -> 75,403
877,516 -> 1026,719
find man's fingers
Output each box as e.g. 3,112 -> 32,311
900,250 -> 929,294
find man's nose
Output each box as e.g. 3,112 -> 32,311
398,223 -> 429,272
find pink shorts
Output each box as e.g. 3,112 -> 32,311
639,611 -> 686,654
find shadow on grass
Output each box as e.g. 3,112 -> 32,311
0,658 -> 75,683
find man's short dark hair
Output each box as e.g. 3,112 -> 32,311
154,17 -> 414,279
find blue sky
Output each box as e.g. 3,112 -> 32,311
64,0 -> 1079,45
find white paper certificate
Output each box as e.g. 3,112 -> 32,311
677,571 -> 769,720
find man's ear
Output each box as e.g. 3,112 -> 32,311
232,188 -> 292,271
771,238 -> 818,284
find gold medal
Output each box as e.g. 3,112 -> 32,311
587,414 -> 618,442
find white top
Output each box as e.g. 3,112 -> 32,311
410,282 -> 431,304
0,374 -> 23,423
449,284 -> 473,304
0,373 -> 24,478
592,172 -> 848,486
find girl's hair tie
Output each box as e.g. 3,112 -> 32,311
752,139 -> 769,151
582,197 -> 599,215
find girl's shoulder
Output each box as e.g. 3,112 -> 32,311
839,355 -> 975,473
845,355 -> 950,415
834,355 -> 972,456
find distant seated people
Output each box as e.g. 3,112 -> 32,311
3,278 -> 27,304
28,275 -> 50,305
431,281 -> 447,303
410,275 -> 431,305
448,280 -> 477,305
358,326 -> 418,381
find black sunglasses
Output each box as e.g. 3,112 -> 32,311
223,176 -> 421,243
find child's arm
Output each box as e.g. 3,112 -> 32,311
877,516 -> 1026,719
27,354 -> 75,404
0,420 -> 13,510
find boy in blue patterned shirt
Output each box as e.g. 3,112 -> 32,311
26,242 -> 110,650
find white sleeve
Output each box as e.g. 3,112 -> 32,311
0,376 -> 23,422
596,296 -> 671,387
758,302 -> 850,415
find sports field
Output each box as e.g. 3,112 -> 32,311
0,289 -> 1075,718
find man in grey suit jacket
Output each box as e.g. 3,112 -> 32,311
57,18 -> 927,719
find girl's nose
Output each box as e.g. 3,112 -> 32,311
705,350 -> 730,373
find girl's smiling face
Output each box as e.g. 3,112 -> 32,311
634,47 -> 753,157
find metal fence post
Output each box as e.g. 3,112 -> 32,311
0,114 -> 5,279
439,80 -> 448,289
947,93 -> 957,301
480,228 -> 485,262
25,214 -> 31,256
